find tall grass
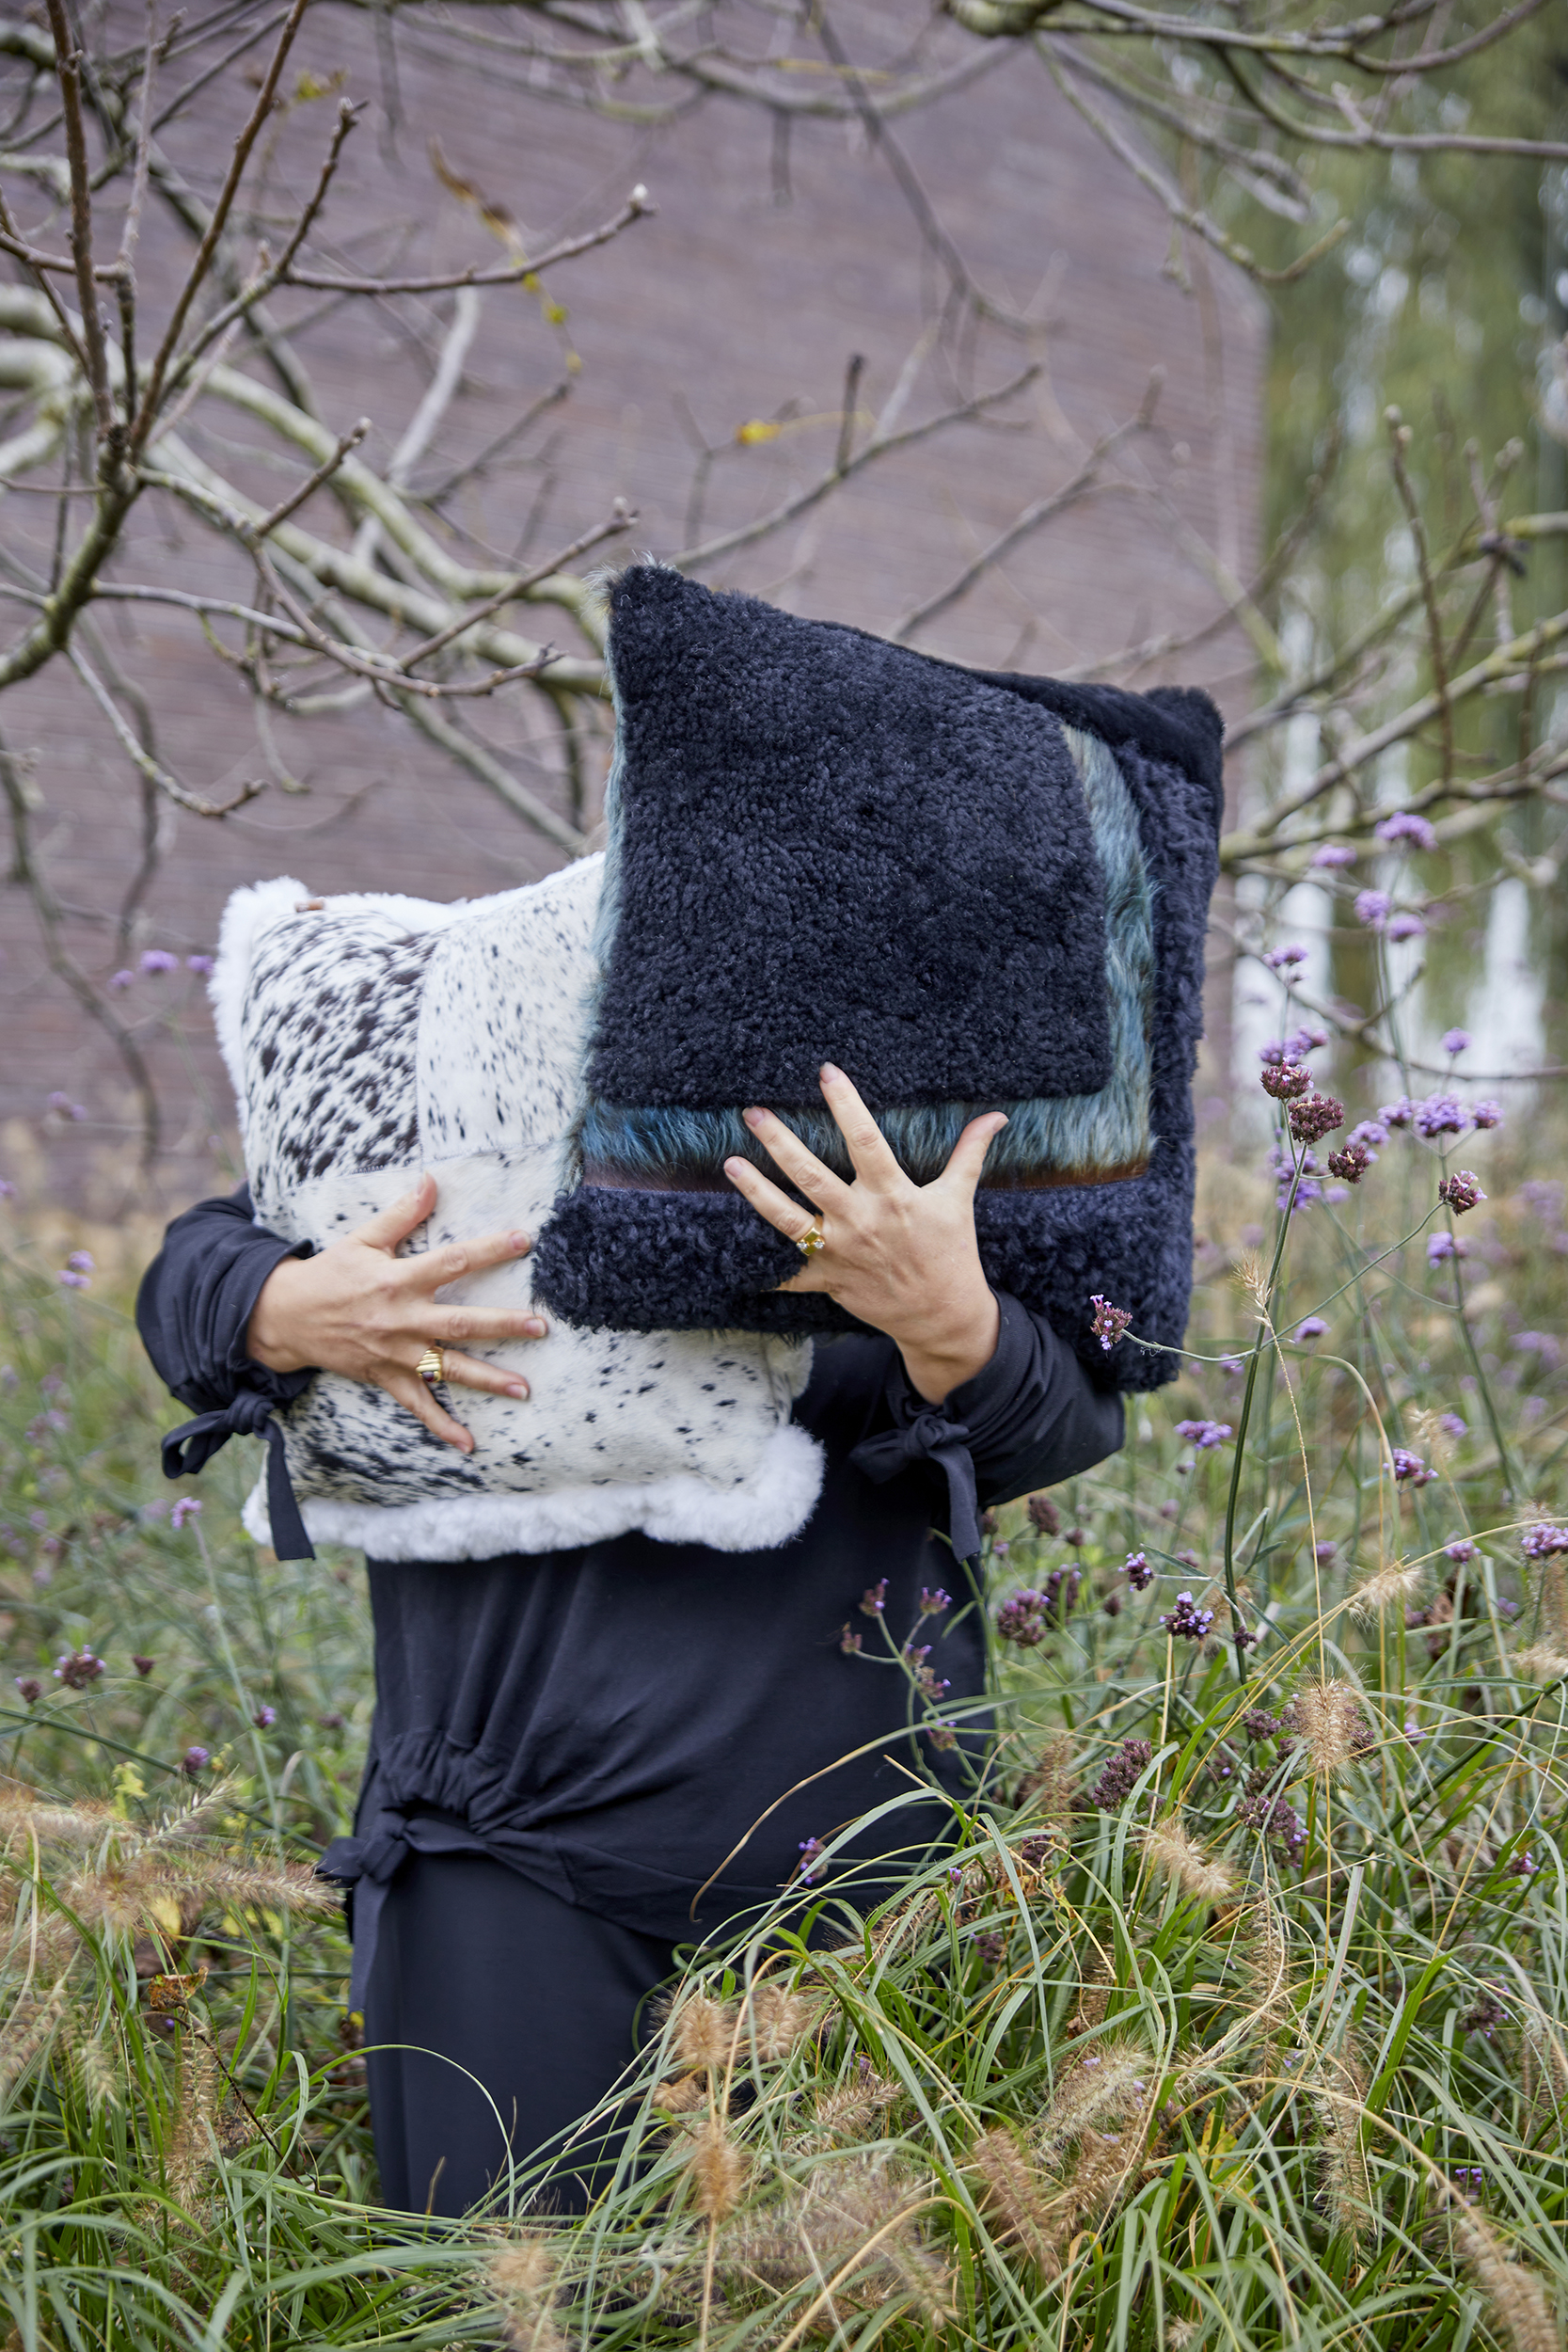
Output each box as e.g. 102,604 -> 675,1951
2,1063 -> 1566,2348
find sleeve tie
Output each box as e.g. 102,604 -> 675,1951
848,1408 -> 982,1564
160,1387 -> 316,1563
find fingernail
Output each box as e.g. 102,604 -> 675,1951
820,1063 -> 845,1083
511,1231 -> 531,1253
723,1155 -> 747,1177
506,1380 -> 529,1400
742,1107 -> 766,1131
524,1317 -> 547,1338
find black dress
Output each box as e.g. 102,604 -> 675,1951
137,1189 -> 1123,2212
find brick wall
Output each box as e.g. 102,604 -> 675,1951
0,2 -> 1266,1213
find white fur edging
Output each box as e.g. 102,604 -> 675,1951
241,1422 -> 826,1561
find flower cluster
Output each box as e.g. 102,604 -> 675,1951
1123,1549 -> 1154,1592
1354,888 -> 1392,929
1438,1170 -> 1485,1214
1175,1419 -> 1232,1450
1445,1537 -> 1478,1564
1459,1989 -> 1506,2038
995,1572 -> 1081,1645
1428,1232 -> 1467,1264
1264,943 -> 1307,973
1088,1738 -> 1154,1809
1288,1091 -> 1345,1145
1161,1590 -> 1214,1641
1441,1028 -> 1471,1057
919,1586 -> 951,1614
1242,1708 -> 1284,1740
1414,1092 -> 1466,1138
1521,1524 -> 1568,1559
1259,1059 -> 1311,1102
1088,1294 -> 1132,1351
54,1646 -> 103,1690
171,1496 -> 202,1531
797,1836 -> 828,1883
1259,1025 -> 1328,1065
57,1249 -> 93,1291
1238,1768 -> 1306,1862
1311,842 -> 1357,868
1326,1141 -> 1371,1184
182,1746 -> 211,1776
1025,1491 -> 1060,1537
1390,1449 -> 1435,1486
1375,809 -> 1439,852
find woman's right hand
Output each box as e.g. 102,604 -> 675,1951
245,1173 -> 546,1453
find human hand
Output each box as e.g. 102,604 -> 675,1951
245,1172 -> 546,1452
723,1065 -> 1005,1404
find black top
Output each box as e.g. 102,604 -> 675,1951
136,1190 -> 1123,1995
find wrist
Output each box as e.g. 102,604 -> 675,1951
895,1287 -> 1000,1406
245,1254 -> 314,1373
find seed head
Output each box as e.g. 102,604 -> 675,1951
1144,1816 -> 1234,1904
1438,1170 -> 1485,1215
1291,1677 -> 1374,1777
1349,1560 -> 1425,1622
685,2115 -> 747,2220
745,1983 -> 824,2063
1327,1141 -> 1371,1183
1290,1092 -> 1346,1145
671,1992 -> 738,2073
1088,1739 -> 1154,1810
1260,1059 -> 1311,1101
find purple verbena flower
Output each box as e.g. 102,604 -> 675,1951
1390,1448 -> 1434,1486
1427,1232 -> 1468,1264
1289,1092 -> 1345,1145
1415,1093 -> 1468,1138
1349,1120 -> 1389,1152
108,969 -> 135,991
1521,1525 -> 1568,1559
1380,1098 -> 1418,1129
1469,1099 -> 1503,1130
171,1497 -> 202,1530
66,1250 -> 92,1274
839,1624 -> 863,1655
1441,1028 -> 1471,1057
1386,913 -> 1427,943
1219,1355 -> 1245,1377
14,1677 -> 41,1706
54,1647 -> 103,1690
1264,944 -> 1307,972
181,1746 -> 211,1777
1161,1590 -> 1214,1641
1445,1539 -> 1478,1564
1438,1170 -> 1485,1215
57,1270 -> 88,1290
1311,843 -> 1357,868
1438,1413 -> 1467,1439
926,1721 -> 958,1751
859,1579 -> 887,1617
1327,1141 -> 1371,1184
1238,1770 -> 1307,1862
1314,1540 -> 1337,1565
1260,1059 -> 1311,1102
1124,1550 -> 1154,1591
1295,1316 -> 1328,1341
139,948 -> 179,975
1375,810 -> 1439,852
919,1586 -> 951,1614
132,1655 -> 154,1677
45,1094 -> 86,1120
1175,1419 -> 1232,1450
1286,1025 -> 1330,1056
1354,889 -> 1392,929
1088,1738 -> 1154,1809
1089,1294 -> 1132,1351
185,954 -> 214,977
253,1705 -> 277,1729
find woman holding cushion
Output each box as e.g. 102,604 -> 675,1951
137,1058 -> 1122,2216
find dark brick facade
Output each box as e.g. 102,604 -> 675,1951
0,3 -> 1265,1213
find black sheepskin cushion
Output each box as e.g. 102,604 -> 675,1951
531,566 -> 1223,1391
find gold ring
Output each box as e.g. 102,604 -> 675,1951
795,1223 -> 826,1257
416,1346 -> 446,1385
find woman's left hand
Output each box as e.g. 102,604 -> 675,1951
723,1064 -> 1005,1404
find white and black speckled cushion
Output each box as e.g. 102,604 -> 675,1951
212,859 -> 822,1561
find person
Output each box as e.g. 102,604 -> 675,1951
137,1062 -> 1123,2216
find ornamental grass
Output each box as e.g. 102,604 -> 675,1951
2,1057 -> 1567,2347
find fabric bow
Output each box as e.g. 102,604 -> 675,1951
161,1387 -> 316,1562
849,1407 -> 982,1563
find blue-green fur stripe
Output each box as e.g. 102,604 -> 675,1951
577,725 -> 1154,1187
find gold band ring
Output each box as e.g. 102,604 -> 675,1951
416,1346 -> 446,1385
795,1222 -> 826,1257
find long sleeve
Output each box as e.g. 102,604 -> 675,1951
135,1186 -> 319,1557
847,1294 -> 1123,1559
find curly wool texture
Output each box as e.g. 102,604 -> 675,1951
585,564 -> 1115,1109
532,608 -> 1221,1391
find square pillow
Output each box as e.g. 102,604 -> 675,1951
531,565 -> 1223,1391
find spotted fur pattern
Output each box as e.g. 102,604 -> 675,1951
214,860 -> 822,1560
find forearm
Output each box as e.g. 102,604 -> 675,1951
892,1277 -> 1000,1404
135,1187 -> 314,1412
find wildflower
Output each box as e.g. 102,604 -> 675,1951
1124,1549 -> 1154,1592
797,1836 -> 827,1883
1286,1024 -> 1330,1055
1349,1118 -> 1388,1151
1272,1141 -> 1323,1212
839,1624 -> 862,1655
46,1093 -> 86,1120
56,1268 -> 89,1291
1291,1677 -> 1374,1776
1376,809 -> 1439,852
1404,1716 -> 1424,1740
14,1677 -> 41,1705
139,948 -> 179,975
1162,1591 -> 1214,1641
1175,1418 -> 1232,1449
1415,1092 -> 1467,1137
1089,1294 -> 1132,1351
1438,1412 -> 1467,1439
1238,1770 -> 1307,1861
1354,888 -> 1391,929
1315,1540 -> 1337,1564
1506,1849 -> 1536,1880
1445,1538 -> 1478,1565
927,1720 -> 958,1750
253,1705 -> 277,1729
1441,1028 -> 1471,1057
182,1746 -> 211,1775
1380,1096 -> 1418,1128
1469,1098 -> 1503,1130
171,1498 -> 202,1530
919,1586 -> 951,1614
1438,1170 -> 1485,1214
1290,1091 -> 1345,1145
132,1655 -> 154,1677
1088,1738 -> 1154,1808
318,1710 -> 344,1731
1220,1354 -> 1244,1377
1428,1232 -> 1468,1264
859,1579 -> 887,1616
185,954 -> 214,976
108,969 -> 135,990
1265,943 -> 1307,972
53,1648 -> 103,1690
1295,1316 -> 1328,1341
1242,1708 -> 1282,1740
1260,1058 -> 1311,1101
1145,1815 -> 1234,1902
1391,1448 -> 1434,1486
1025,1491 -> 1060,1536
1311,842 -> 1356,867
1459,1990 -> 1507,2039
1386,912 -> 1427,943
1521,1525 -> 1568,1559
1327,1141 -> 1371,1183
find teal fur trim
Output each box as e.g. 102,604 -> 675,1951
578,726 -> 1153,1187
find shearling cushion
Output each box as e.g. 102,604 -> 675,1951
213,860 -> 822,1561
530,568 -> 1223,1391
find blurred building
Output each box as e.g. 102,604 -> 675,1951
0,3 -> 1265,1211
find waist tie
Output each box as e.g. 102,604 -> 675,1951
849,1408 -> 982,1564
319,1809 -> 490,2011
161,1388 -> 315,1562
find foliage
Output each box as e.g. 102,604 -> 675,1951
4,1046 -> 1568,2345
